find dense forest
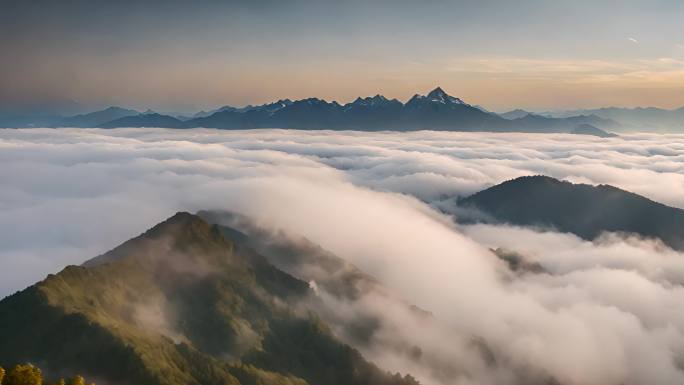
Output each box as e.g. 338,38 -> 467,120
0,213 -> 419,385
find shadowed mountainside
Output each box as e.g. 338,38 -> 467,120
459,175 -> 684,250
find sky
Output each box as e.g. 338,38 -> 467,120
2,0 -> 684,112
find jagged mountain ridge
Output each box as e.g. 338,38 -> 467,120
0,87 -> 620,134
0,212 -> 419,385
89,87 -> 617,134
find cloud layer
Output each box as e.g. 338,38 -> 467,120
3,128 -> 684,385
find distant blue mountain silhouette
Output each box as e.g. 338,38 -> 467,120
56,106 -> 139,127
0,87 -> 618,135
95,87 -> 615,134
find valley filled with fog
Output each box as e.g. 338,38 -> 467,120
2,128 -> 684,385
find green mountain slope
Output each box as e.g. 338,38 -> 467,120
0,212 -> 418,385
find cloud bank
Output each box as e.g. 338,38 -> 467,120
3,128 -> 684,385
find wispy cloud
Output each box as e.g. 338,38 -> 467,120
628,37 -> 639,44
444,56 -> 684,88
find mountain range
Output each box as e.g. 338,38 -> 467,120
95,88 -> 616,134
0,88 -> 620,136
542,106 -> 684,132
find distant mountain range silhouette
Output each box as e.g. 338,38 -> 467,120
2,87 -> 623,136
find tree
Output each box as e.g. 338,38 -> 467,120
0,364 -> 93,385
4,364 -> 43,385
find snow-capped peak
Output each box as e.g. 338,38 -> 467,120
426,87 -> 465,104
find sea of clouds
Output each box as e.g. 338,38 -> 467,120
3,128 -> 684,385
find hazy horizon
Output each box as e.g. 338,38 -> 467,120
9,84 -> 684,117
